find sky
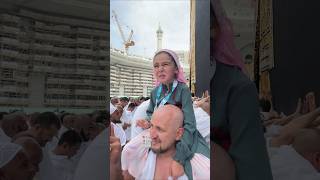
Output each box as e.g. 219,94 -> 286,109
110,0 -> 190,58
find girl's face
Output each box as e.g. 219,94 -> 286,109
153,52 -> 178,85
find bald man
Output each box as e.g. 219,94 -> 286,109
14,137 -> 43,173
122,105 -> 210,180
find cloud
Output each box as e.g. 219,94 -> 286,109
110,0 -> 190,58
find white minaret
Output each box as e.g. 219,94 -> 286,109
156,23 -> 163,50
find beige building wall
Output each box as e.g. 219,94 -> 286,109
0,9 -> 107,109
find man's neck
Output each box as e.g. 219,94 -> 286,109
154,148 -> 176,180
156,147 -> 176,159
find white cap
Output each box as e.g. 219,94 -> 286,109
110,103 -> 117,115
0,143 -> 22,168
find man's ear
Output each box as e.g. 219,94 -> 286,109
175,128 -> 184,141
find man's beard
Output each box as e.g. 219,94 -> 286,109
151,144 -> 168,154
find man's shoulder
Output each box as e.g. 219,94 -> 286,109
12,130 -> 36,142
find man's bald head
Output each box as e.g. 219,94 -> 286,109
150,105 -> 184,154
152,105 -> 184,130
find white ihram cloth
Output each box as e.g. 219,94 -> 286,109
121,110 -> 134,141
111,122 -> 126,146
122,130 -> 210,180
0,127 -> 11,143
36,146 -> 61,180
73,129 -> 108,180
130,100 -> 150,139
193,107 -> 210,144
49,152 -> 76,180
269,145 -> 320,180
0,142 -> 22,168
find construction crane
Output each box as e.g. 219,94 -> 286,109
112,10 -> 135,54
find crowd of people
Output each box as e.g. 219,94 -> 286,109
0,110 -> 108,180
0,48 -> 212,180
109,49 -> 211,180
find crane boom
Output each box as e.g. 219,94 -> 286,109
112,10 -> 126,44
112,10 -> 135,54
127,30 -> 133,42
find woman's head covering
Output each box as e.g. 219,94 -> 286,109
153,49 -> 188,86
211,0 -> 245,72
0,143 -> 22,168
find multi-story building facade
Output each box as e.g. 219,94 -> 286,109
0,6 -> 108,111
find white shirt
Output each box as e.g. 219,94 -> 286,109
193,107 -> 210,144
121,110 -> 134,141
71,141 -> 90,167
130,100 -> 150,139
36,146 -> 61,180
73,129 -> 108,180
111,122 -> 126,146
122,129 -> 210,180
49,152 -> 76,180
46,126 -> 69,152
